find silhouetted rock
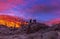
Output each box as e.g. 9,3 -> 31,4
26,22 -> 49,34
29,19 -> 32,23
33,19 -> 37,24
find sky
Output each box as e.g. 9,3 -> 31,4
0,0 -> 60,22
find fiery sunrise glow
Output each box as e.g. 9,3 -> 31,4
0,15 -> 27,28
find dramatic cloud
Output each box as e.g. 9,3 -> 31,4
0,0 -> 60,22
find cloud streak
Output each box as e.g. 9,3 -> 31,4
0,0 -> 60,22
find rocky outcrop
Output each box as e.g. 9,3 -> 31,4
0,20 -> 60,39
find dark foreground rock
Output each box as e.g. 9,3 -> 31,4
0,20 -> 60,39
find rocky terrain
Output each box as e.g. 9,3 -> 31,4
0,19 -> 60,39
